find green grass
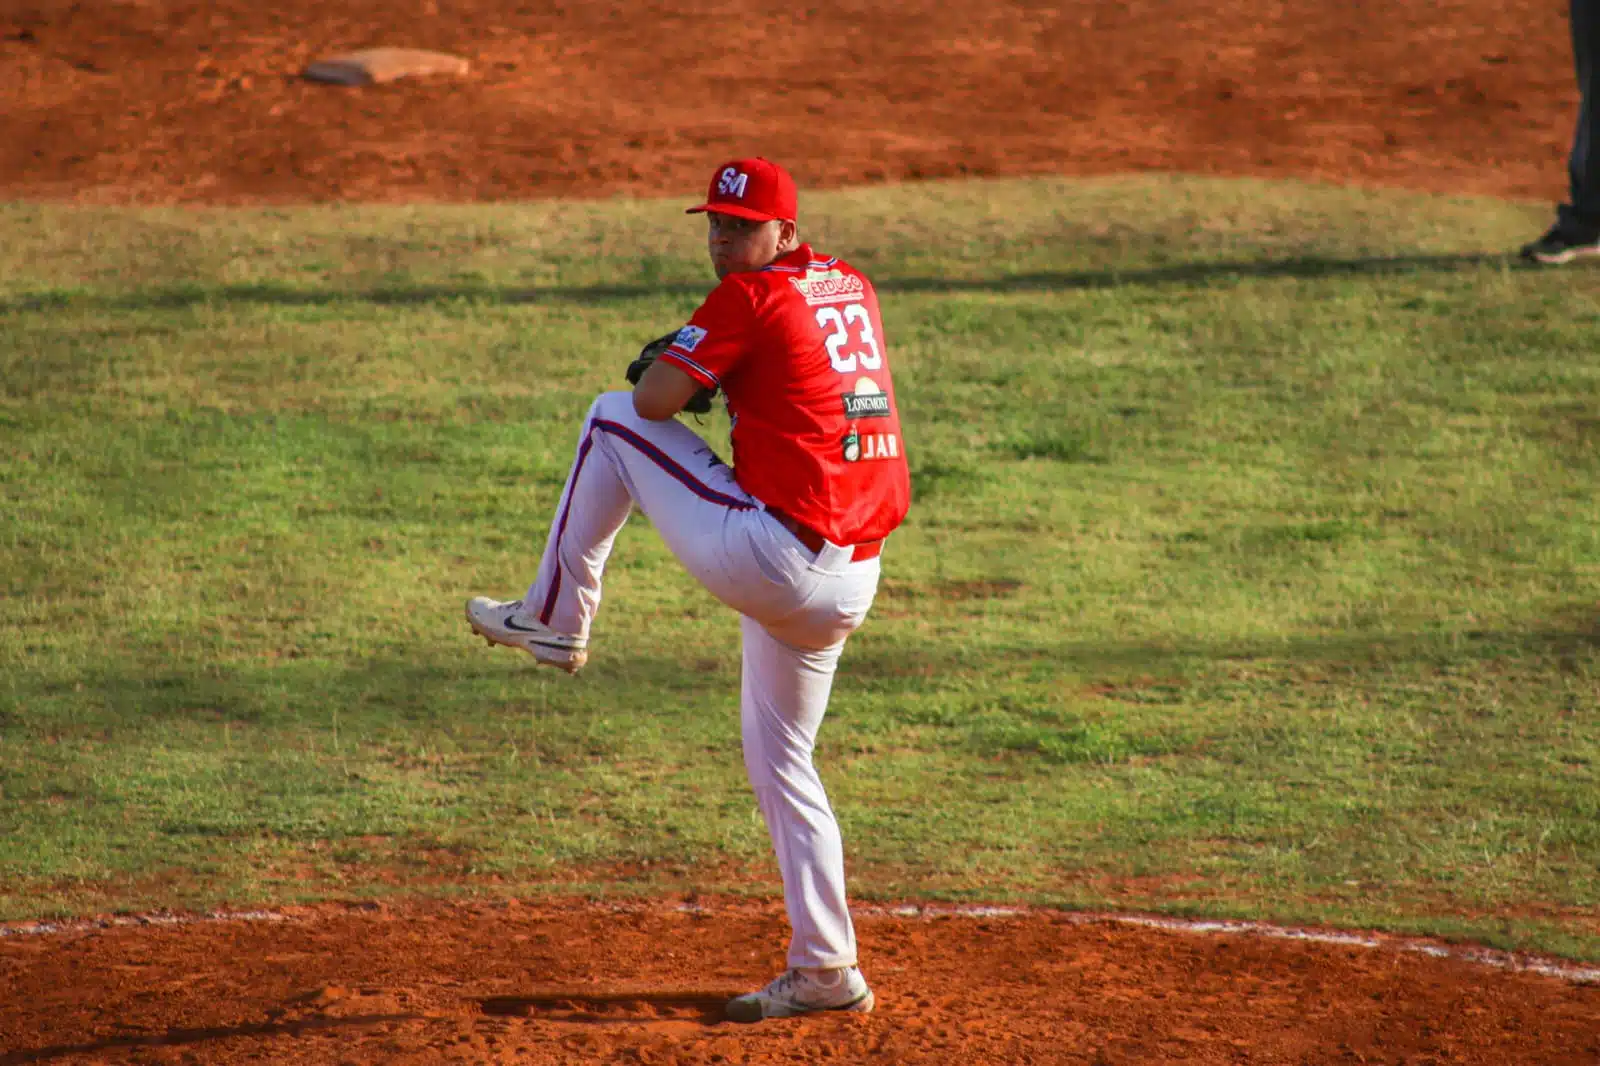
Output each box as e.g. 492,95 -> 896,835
2,176 -> 1597,961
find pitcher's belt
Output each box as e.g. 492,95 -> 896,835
767,508 -> 883,562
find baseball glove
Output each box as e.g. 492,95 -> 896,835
626,332 -> 719,416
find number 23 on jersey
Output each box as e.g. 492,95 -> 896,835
816,303 -> 883,374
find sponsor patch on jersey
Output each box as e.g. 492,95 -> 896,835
842,429 -> 898,463
842,377 -> 892,419
672,325 -> 708,353
791,268 -> 865,306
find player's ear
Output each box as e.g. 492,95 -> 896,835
778,218 -> 799,249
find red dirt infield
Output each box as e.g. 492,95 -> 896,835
3,900 -> 1597,1065
0,0 -> 1581,205
3,1 -> 1596,1063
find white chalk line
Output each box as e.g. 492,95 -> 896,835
0,910 -> 290,938
3,903 -> 1596,985
858,904 -> 1600,985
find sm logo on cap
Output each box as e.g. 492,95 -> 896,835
717,167 -> 750,199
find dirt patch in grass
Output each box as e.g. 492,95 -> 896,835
0,0 -> 1574,206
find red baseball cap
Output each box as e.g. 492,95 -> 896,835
686,157 -> 798,222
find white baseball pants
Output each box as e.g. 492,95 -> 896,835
524,391 -> 880,970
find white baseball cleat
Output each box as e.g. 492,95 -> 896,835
465,597 -> 588,674
725,966 -> 875,1023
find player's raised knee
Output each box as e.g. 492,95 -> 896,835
589,389 -> 637,421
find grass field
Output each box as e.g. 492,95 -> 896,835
2,176 -> 1597,962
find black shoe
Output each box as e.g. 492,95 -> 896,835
1519,223 -> 1600,265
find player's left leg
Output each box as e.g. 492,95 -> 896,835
466,391 -> 757,670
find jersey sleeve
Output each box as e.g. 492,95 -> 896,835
658,279 -> 756,391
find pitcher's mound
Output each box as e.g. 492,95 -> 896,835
303,47 -> 469,86
2,898 -> 1596,1065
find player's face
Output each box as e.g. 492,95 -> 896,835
706,212 -> 786,278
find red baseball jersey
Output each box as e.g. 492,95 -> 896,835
660,243 -> 911,546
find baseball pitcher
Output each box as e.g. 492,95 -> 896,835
466,157 -> 911,1021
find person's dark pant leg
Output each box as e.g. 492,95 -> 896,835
1563,0 -> 1600,231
